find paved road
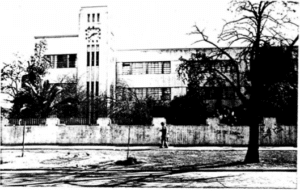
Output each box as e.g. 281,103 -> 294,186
0,145 -> 297,151
1,146 -> 297,188
1,169 -> 296,188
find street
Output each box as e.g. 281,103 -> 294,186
0,146 -> 297,188
1,169 -> 296,188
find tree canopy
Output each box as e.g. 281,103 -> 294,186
178,0 -> 298,163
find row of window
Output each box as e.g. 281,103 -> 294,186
46,54 -> 76,68
53,82 -> 236,101
199,60 -> 236,73
196,87 -> 236,99
87,13 -> 100,23
118,88 -> 171,101
122,61 -> 171,75
86,81 -> 99,97
87,45 -> 100,66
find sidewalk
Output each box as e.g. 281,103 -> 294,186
0,145 -> 298,151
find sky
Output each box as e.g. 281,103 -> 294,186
0,0 -> 298,64
0,0 -> 233,63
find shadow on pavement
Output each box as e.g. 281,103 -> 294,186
1,161 -> 242,187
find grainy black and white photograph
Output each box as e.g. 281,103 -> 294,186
0,0 -> 298,189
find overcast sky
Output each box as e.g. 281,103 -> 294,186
0,0 -> 235,63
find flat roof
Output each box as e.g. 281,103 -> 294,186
81,6 -> 108,8
34,35 -> 78,39
116,47 -> 245,51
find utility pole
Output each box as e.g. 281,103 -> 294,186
20,105 -> 27,157
21,120 -> 26,157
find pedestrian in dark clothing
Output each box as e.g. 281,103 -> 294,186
160,122 -> 168,148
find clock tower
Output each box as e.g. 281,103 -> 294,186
78,6 -> 115,122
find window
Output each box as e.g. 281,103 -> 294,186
122,61 -> 171,75
96,45 -> 99,66
88,14 -> 90,22
148,62 -> 162,74
97,13 -> 100,22
132,63 -> 146,75
91,81 -> 94,97
162,62 -> 171,74
147,88 -> 161,100
122,63 -> 131,75
87,82 -> 90,97
162,88 -> 171,100
131,88 -> 171,101
96,82 -> 99,96
134,88 -> 147,100
91,52 -> 95,66
92,14 -> 95,22
69,54 -> 76,68
87,52 -> 90,66
47,54 -> 76,68
57,55 -> 68,68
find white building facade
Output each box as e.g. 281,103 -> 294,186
35,6 -> 240,104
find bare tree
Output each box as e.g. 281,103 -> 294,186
178,0 -> 298,163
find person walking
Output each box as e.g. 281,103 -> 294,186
160,122 -> 168,148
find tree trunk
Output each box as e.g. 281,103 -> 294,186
244,78 -> 260,163
244,121 -> 260,163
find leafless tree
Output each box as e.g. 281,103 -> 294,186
179,0 -> 298,163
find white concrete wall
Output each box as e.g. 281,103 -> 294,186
1,123 -> 297,146
40,36 -> 79,55
44,68 -> 77,83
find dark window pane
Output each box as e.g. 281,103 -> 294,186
96,52 -> 99,66
69,54 -> 76,68
147,88 -> 161,100
96,82 -> 99,96
57,55 -> 68,68
87,52 -> 90,66
97,13 -> 100,22
161,88 -> 171,100
87,82 -> 90,97
91,52 -> 95,66
91,81 -> 94,97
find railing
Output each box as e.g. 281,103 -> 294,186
8,118 -> 46,126
59,118 -> 97,125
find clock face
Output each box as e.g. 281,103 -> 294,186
85,26 -> 101,40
